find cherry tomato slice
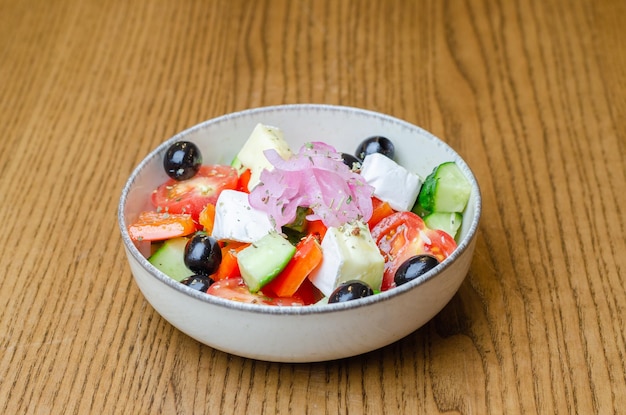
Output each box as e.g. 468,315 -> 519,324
371,212 -> 424,291
151,165 -> 238,221
371,211 -> 456,291
419,228 -> 457,262
207,277 -> 305,306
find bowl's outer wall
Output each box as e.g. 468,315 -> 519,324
119,104 -> 481,362
125,235 -> 475,362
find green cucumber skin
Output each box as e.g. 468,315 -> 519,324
238,233 -> 296,293
148,237 -> 193,282
416,162 -> 471,214
416,169 -> 438,213
424,212 -> 463,240
230,156 -> 246,174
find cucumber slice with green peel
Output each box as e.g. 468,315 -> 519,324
415,162 -> 471,213
281,207 -> 310,245
283,206 -> 310,233
423,212 -> 463,240
230,156 -> 246,174
237,232 -> 297,293
148,236 -> 193,282
411,203 -> 430,219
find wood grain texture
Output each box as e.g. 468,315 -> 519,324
1,0 -> 624,413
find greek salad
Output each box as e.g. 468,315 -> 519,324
127,124 -> 472,306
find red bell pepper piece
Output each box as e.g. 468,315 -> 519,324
237,168 -> 252,192
306,219 -> 328,240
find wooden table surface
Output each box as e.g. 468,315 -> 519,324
1,0 -> 624,413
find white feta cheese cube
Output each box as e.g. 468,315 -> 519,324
211,190 -> 275,243
309,221 -> 384,297
235,123 -> 293,190
359,153 -> 422,211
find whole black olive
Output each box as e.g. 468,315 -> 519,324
394,255 -> 439,287
340,152 -> 362,171
184,233 -> 222,276
180,274 -> 214,292
163,141 -> 202,180
355,136 -> 395,161
328,280 -> 374,303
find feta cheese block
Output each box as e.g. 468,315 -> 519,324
309,221 -> 384,297
211,189 -> 275,243
233,123 -> 293,190
359,152 -> 422,211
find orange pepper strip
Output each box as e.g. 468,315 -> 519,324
368,197 -> 395,230
212,242 -> 249,281
128,211 -> 196,241
198,203 -> 216,234
263,235 -> 323,298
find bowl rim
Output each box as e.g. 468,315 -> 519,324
118,103 -> 482,315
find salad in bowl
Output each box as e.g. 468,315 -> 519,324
118,104 -> 481,362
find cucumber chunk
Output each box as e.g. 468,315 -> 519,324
237,232 -> 296,293
148,237 -> 193,282
230,156 -> 246,174
415,162 -> 471,214
423,212 -> 463,240
281,206 -> 310,244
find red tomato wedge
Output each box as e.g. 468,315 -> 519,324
292,277 -> 323,305
128,211 -> 196,241
371,211 -> 456,291
419,227 -> 457,262
207,277 -> 305,306
151,165 -> 238,221
263,234 -> 323,297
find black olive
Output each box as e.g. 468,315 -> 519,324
184,233 -> 222,276
180,274 -> 214,292
340,152 -> 362,171
355,136 -> 395,161
394,255 -> 440,287
328,280 -> 374,303
163,141 -> 202,180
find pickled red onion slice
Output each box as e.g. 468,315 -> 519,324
248,142 -> 374,229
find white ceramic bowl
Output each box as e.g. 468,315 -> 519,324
118,104 -> 481,362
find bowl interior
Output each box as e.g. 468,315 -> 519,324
123,104 -> 479,243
